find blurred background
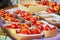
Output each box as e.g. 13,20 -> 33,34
0,0 -> 60,8
0,0 -> 19,8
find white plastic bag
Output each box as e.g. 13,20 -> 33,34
11,0 -> 20,5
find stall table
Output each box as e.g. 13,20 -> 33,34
0,5 -> 60,40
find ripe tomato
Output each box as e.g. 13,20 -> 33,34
52,2 -> 57,6
25,12 -> 32,20
45,24 -> 51,31
0,9 -> 5,14
59,4 -> 60,10
33,16 -> 39,21
41,1 -> 46,5
58,4 -> 60,10
11,24 -> 18,28
17,23 -> 22,28
42,0 -> 48,1
21,29 -> 31,34
31,28 -> 41,34
49,2 -> 53,7
20,26 -> 25,30
39,25 -> 44,31
35,21 -> 43,26
46,9 -> 52,13
5,25 -> 11,28
45,1 -> 49,5
9,14 -> 15,18
20,13 -> 25,17
15,20 -> 20,22
24,23 -> 31,27
24,16 -> 30,20
26,12 -> 32,16
21,10 -> 26,13
30,19 -> 36,25
14,10 -> 20,14
46,8 -> 55,13
0,12 -> 4,16
51,26 -> 56,30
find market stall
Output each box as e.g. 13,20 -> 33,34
0,0 -> 60,40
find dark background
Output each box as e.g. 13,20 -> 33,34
0,0 -> 12,8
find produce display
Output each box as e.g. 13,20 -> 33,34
39,13 -> 60,18
45,18 -> 60,24
36,0 -> 60,13
39,13 -> 60,25
19,0 -> 60,13
0,0 -> 60,40
0,10 -> 21,24
18,0 -> 48,13
0,9 -> 57,40
5,21 -> 57,38
20,0 -> 37,7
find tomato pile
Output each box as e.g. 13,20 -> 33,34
0,9 -> 20,23
36,0 -> 60,13
3,10 -> 56,34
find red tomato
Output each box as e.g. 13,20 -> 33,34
45,24 -> 51,31
5,25 -> 11,28
35,21 -> 40,26
9,14 -> 15,18
45,1 -> 49,5
23,24 -> 30,30
17,23 -> 22,28
49,2 -> 53,7
24,16 -> 30,20
39,25 -> 44,31
0,12 -> 4,16
31,28 -> 41,34
21,10 -> 26,13
25,12 -> 32,18
24,23 -> 31,27
11,19 -> 17,22
26,12 -> 32,16
51,26 -> 56,30
33,16 -> 39,21
42,0 -> 48,1
41,0 -> 49,5
35,21 -> 43,26
46,9 -> 52,13
11,24 -> 18,28
20,26 -> 25,30
0,9 -> 5,14
14,10 -> 20,14
15,20 -> 21,22
58,4 -> 60,11
42,1 -> 46,5
50,7 -> 55,12
52,2 -> 57,6
30,19 -> 36,25
21,29 -> 31,34
46,8 -> 54,13
20,13 -> 25,17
